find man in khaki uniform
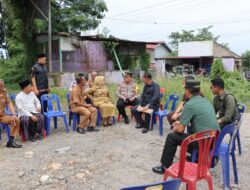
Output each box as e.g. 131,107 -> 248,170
0,79 -> 22,148
70,75 -> 99,134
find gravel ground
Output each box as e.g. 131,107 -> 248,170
0,113 -> 250,190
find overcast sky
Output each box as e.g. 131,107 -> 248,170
95,0 -> 250,55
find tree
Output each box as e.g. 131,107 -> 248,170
0,0 -> 107,83
241,50 -> 250,68
210,59 -> 226,79
52,0 -> 107,33
168,26 -> 229,50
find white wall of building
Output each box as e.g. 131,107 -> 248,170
222,58 -> 235,72
178,41 -> 213,57
155,60 -> 166,76
154,45 -> 170,59
60,36 -> 77,51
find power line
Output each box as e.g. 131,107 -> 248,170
107,0 -> 178,18
104,17 -> 250,25
107,0 -> 228,20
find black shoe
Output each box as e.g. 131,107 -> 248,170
87,126 -> 94,132
124,117 -> 129,124
6,141 -> 22,148
142,128 -> 149,133
135,124 -> 143,129
28,136 -> 36,142
87,126 -> 100,132
36,134 -> 43,140
77,127 -> 86,134
152,165 -> 165,174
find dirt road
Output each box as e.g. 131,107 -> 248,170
0,114 -> 250,190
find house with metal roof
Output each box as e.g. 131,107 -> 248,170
155,41 -> 241,76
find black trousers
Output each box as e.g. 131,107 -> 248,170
37,91 -> 49,112
160,132 -> 197,168
131,105 -> 152,130
26,117 -> 40,138
116,98 -> 139,118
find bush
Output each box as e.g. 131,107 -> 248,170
210,59 -> 225,79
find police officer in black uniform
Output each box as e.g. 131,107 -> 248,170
31,53 -> 50,112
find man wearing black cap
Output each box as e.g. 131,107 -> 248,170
15,80 -> 44,142
152,80 -> 220,174
116,71 -> 139,124
31,53 -> 50,112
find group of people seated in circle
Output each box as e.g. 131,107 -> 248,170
1,68 -> 241,182
69,71 -> 161,134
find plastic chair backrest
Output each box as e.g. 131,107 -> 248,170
10,94 -> 16,101
163,94 -> 179,112
213,123 -> 236,157
120,179 -> 181,190
237,103 -> 246,120
178,130 -> 219,178
160,87 -> 166,93
41,94 -> 62,113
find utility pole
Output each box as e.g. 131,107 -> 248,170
48,0 -> 52,72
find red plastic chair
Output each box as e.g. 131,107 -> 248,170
117,105 -> 134,122
163,130 -> 219,190
19,127 -> 46,142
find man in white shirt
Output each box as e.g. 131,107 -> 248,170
15,80 -> 44,142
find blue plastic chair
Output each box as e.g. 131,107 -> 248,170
236,103 -> 246,155
66,92 -> 103,129
96,109 -> 102,126
152,94 -> 179,136
192,123 -> 239,189
41,94 -> 69,136
66,92 -> 80,131
9,94 -> 16,101
120,179 -> 181,190
0,98 -> 14,141
0,123 -> 11,141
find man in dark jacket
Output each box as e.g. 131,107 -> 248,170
31,53 -> 50,112
210,77 -> 240,129
132,73 -> 160,134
